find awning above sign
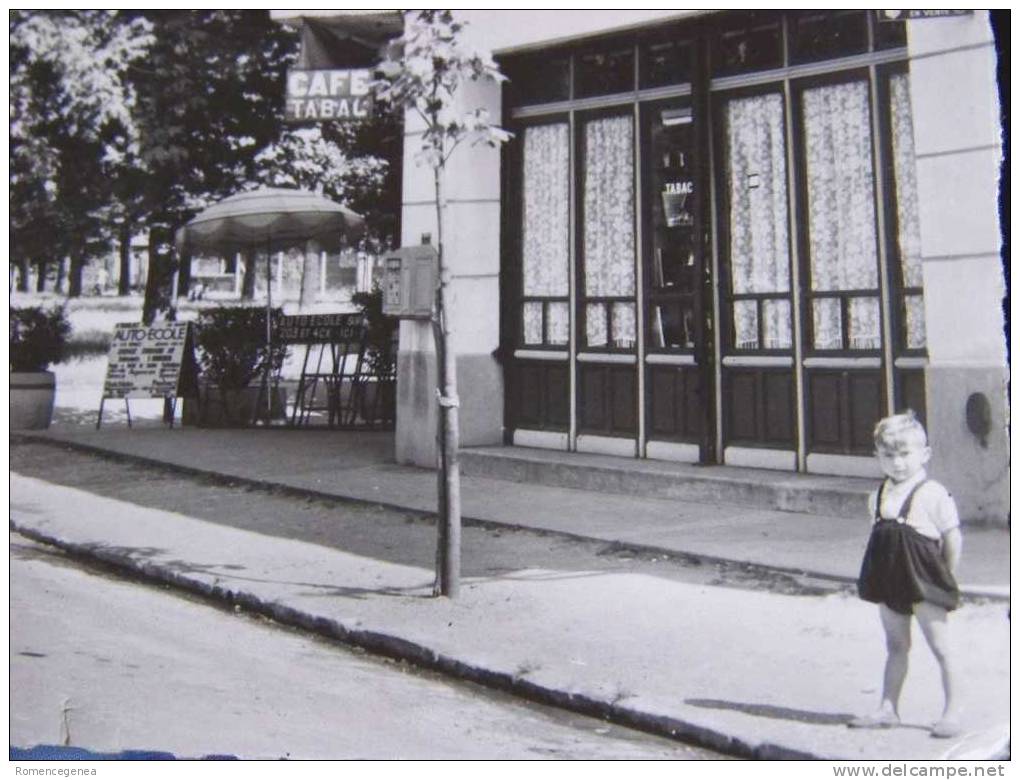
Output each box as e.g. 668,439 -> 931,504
285,68 -> 374,122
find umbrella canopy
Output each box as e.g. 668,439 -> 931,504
175,186 -> 365,255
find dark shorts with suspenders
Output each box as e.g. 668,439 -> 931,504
856,479 -> 960,615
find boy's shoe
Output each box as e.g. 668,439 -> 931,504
848,711 -> 900,729
931,719 -> 963,739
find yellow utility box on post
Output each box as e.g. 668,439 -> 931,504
381,245 -> 438,319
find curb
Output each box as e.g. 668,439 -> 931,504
12,433 -> 1006,603
9,519 -> 819,761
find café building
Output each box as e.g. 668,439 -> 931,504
274,10 -> 1007,522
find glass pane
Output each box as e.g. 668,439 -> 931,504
889,74 -> 923,289
874,13 -> 908,49
725,93 -> 790,295
848,297 -> 881,350
547,302 -> 569,345
586,303 -> 608,347
803,81 -> 879,292
713,13 -> 782,75
904,294 -> 927,349
733,300 -> 759,349
522,123 -> 570,297
523,302 -> 543,345
762,299 -> 792,349
504,54 -> 570,104
812,298 -> 843,350
789,11 -> 868,64
583,115 -> 635,297
648,102 -> 697,294
650,301 -> 695,349
576,47 -> 634,98
612,302 -> 636,349
640,40 -> 692,89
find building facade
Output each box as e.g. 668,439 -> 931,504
277,10 -> 1008,523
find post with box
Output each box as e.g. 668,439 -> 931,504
381,245 -> 439,319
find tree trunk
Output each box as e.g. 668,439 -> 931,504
142,225 -> 175,325
118,225 -> 132,296
55,255 -> 67,294
67,245 -> 85,298
432,164 -> 461,599
35,259 -> 47,292
178,251 -> 192,299
16,257 -> 30,292
241,248 -> 257,300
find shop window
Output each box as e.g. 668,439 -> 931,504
789,11 -> 868,65
504,54 -> 571,105
801,79 -> 881,352
576,47 -> 635,98
581,113 -> 635,349
520,122 -> 570,347
640,39 -> 692,89
712,13 -> 782,76
646,101 -> 698,352
887,72 -> 926,352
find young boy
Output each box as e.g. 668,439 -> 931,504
850,411 -> 963,739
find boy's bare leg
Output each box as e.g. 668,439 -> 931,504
915,601 -> 961,736
850,604 -> 909,727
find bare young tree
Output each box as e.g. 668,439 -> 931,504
374,10 -> 510,597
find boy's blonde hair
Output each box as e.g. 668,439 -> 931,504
874,410 -> 928,449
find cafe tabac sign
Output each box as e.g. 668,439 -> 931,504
285,68 -> 374,122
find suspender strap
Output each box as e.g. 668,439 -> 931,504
875,478 -> 929,522
897,478 -> 929,521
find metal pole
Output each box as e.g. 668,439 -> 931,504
265,236 -> 273,425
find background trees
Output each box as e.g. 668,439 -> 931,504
10,10 -> 401,320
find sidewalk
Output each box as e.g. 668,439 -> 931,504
14,427 -> 1010,594
9,470 -> 1010,760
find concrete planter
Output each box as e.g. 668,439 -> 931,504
10,370 -> 56,430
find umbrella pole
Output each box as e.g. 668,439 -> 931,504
265,235 -> 273,426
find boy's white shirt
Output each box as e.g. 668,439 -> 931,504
866,468 -> 961,541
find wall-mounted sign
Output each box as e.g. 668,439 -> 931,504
662,180 -> 695,227
876,10 -> 973,22
285,68 -> 374,122
101,322 -> 197,400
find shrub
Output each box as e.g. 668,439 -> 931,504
10,306 -> 70,372
194,306 -> 288,392
351,288 -> 398,377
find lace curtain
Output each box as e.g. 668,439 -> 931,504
584,115 -> 635,347
726,93 -> 792,349
803,80 -> 880,350
890,73 -> 926,349
522,123 -> 570,345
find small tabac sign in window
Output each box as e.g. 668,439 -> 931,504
285,68 -> 374,122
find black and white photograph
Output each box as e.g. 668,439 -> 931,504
9,8 -> 1010,769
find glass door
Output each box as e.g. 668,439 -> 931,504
642,99 -> 705,461
716,89 -> 798,467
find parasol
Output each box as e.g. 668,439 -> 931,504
175,186 -> 366,424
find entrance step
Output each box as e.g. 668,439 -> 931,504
459,446 -> 875,520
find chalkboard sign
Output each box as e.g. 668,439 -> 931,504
102,322 -> 198,400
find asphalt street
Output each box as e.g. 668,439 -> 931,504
10,532 -> 727,760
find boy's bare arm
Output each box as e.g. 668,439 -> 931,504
941,527 -> 962,575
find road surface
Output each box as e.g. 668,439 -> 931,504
10,533 -> 727,760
